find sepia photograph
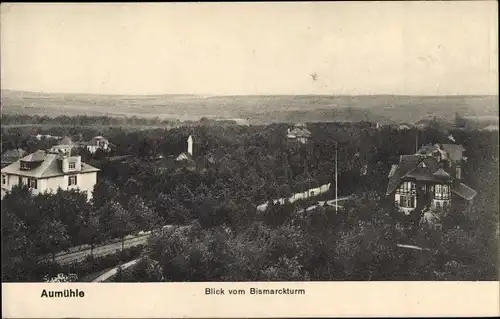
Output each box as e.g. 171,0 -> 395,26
1,0 -> 498,294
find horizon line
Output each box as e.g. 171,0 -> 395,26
0,89 -> 499,97
1,89 -> 498,98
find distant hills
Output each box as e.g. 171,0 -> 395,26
1,89 -> 498,126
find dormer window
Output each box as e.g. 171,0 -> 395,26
69,162 -> 76,169
20,161 -> 30,170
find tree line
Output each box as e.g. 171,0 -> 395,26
2,120 -> 498,281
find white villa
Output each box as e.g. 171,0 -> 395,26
287,124 -> 312,144
86,136 -> 110,154
1,149 -> 99,200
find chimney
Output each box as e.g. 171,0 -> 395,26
61,156 -> 70,173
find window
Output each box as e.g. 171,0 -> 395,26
399,195 -> 415,208
68,175 -> 78,186
435,184 -> 450,200
397,181 -> 416,195
28,178 -> 37,189
18,176 -> 24,185
69,162 -> 76,169
2,175 -> 6,185
20,161 -> 30,170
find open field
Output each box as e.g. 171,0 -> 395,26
2,90 -> 498,125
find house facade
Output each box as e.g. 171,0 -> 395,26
1,149 -> 99,200
49,137 -> 76,155
386,143 -> 476,218
397,123 -> 414,131
86,136 -> 110,154
287,124 -> 311,144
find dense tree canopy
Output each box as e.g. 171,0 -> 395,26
2,116 -> 498,282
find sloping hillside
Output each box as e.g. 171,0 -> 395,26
1,90 -> 497,125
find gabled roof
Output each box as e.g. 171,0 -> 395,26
386,155 -> 445,194
1,152 -> 99,178
405,157 -> 444,182
176,152 -> 193,161
386,155 -> 423,195
452,182 -> 477,200
433,168 -> 450,178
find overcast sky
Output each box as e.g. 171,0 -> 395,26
1,2 -> 498,95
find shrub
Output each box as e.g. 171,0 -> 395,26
35,245 -> 145,281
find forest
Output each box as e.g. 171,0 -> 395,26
1,114 -> 498,281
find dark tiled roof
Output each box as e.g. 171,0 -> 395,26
388,164 -> 398,178
421,156 -> 440,172
386,155 -> 422,195
452,182 -> 477,200
433,168 -> 450,178
406,168 -> 437,182
386,155 -> 444,195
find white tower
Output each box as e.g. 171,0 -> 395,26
187,135 -> 193,156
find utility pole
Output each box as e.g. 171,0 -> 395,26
335,141 -> 338,214
283,152 -> 291,197
415,130 -> 418,153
